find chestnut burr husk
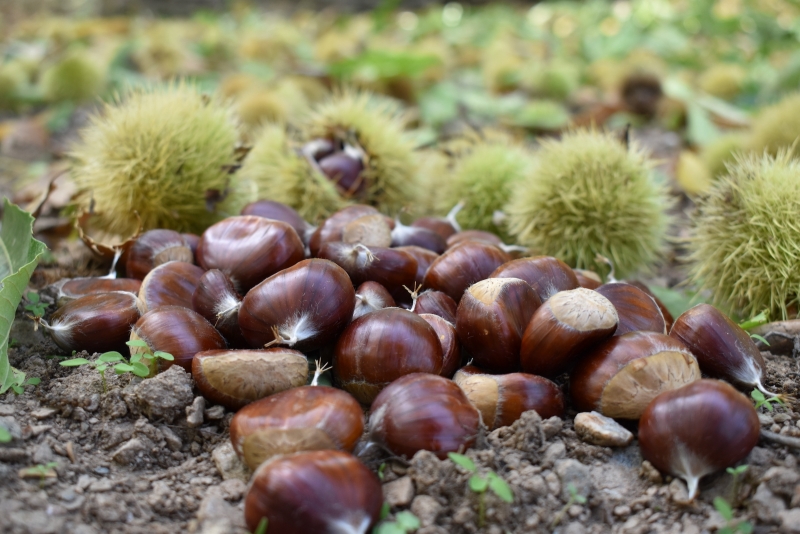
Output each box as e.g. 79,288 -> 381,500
353,281 -> 395,320
569,331 -> 701,419
239,259 -> 355,352
669,304 -> 774,396
391,220 -> 447,254
520,288 -> 618,378
412,216 -> 458,241
456,278 -> 542,373
45,292 -> 143,353
138,261 -> 205,313
241,200 -> 311,243
454,371 -> 565,430
412,290 -> 458,324
244,450 -> 382,534
196,216 -> 305,293
639,379 -> 760,499
192,269 -> 246,347
342,214 -> 393,248
334,308 -> 444,404
573,269 -> 602,290
126,229 -> 193,280
369,373 -> 481,459
419,313 -> 461,378
423,241 -> 511,303
317,242 -> 417,295
55,277 -> 141,306
309,205 -> 380,256
130,306 -> 226,372
629,280 -> 674,330
596,282 -> 666,336
192,348 -> 308,410
230,385 -> 364,469
490,256 -> 579,302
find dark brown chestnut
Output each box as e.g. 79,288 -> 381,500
520,288 -> 618,378
639,379 -> 760,499
353,281 -> 395,320
230,385 -> 364,469
192,269 -> 246,347
396,245 -> 439,288
342,214 -> 393,248
42,292 -> 143,353
54,277 -> 141,306
138,261 -> 205,313
369,373 -> 481,459
244,450 -> 382,534
192,348 -> 308,410
239,259 -> 355,352
411,289 -> 458,324
569,331 -> 701,419
303,138 -> 337,161
455,278 -> 542,373
453,371 -> 565,430
334,308 -> 444,404
130,306 -> 226,372
411,201 -> 463,240
596,282 -> 666,336
573,269 -> 602,290
241,200 -> 311,243
181,233 -> 200,258
419,313 -> 461,378
446,230 -> 504,249
308,205 -> 381,256
670,304 -> 777,397
391,219 -> 447,254
196,216 -> 304,293
490,256 -> 579,302
126,229 -> 193,280
628,280 -> 674,330
318,149 -> 366,198
317,242 -> 417,295
423,241 -> 511,303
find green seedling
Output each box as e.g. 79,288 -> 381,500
0,424 -> 11,443
727,465 -> 748,505
7,368 -> 39,395
448,452 -> 513,527
739,311 -> 769,331
19,462 -> 58,488
373,511 -> 420,534
125,339 -> 174,377
714,496 -> 753,534
551,483 -> 587,528
24,291 -> 47,319
377,462 -> 387,481
253,517 -> 268,534
60,345 -> 173,393
752,389 -> 785,412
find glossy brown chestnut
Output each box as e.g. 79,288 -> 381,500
130,306 -> 226,372
446,230 -> 504,249
629,280 -> 674,330
520,288 -> 618,378
490,256 -> 579,302
423,241 -> 511,303
353,281 -> 395,320
308,205 -> 381,256
369,373 -> 481,459
241,200 -> 311,243
419,313 -> 461,378
303,137 -> 337,161
391,220 -> 447,254
453,371 -> 565,430
319,150 -> 366,198
126,229 -> 193,280
412,290 -> 457,324
44,292 -> 143,353
196,216 -> 304,293
230,385 -> 364,469
244,450 -> 382,534
639,379 -> 760,499
192,348 -> 308,410
412,216 -> 458,240
317,242 -> 417,295
456,278 -> 542,373
573,269 -> 602,290
670,304 -> 775,396
239,259 -> 355,352
596,282 -> 666,336
181,233 -> 200,258
55,277 -> 141,306
192,269 -> 246,347
138,261 -> 205,313
342,214 -> 393,248
334,308 -> 444,404
569,331 -> 701,419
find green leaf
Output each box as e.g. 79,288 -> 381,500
26,291 -> 39,304
394,511 -> 420,530
749,334 -> 770,346
378,463 -> 386,481
153,351 -> 174,361
114,363 -> 135,373
379,501 -> 391,520
98,351 -> 124,363
374,523 -> 404,534
131,362 -> 150,377
739,311 -> 769,330
59,358 -> 91,367
737,520 -> 754,534
447,452 -> 476,472
0,199 -> 47,394
727,465 -> 748,476
126,339 -> 149,348
130,354 -> 142,363
469,475 -> 489,493
96,364 -> 108,372
751,389 -> 766,402
24,377 -> 40,386
254,517 -> 268,534
0,424 -> 11,443
487,472 -> 514,503
714,496 -> 734,521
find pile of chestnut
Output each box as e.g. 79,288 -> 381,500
42,200 -> 776,533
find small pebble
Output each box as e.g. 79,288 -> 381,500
574,412 -> 633,447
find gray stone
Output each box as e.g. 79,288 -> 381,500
751,482 -> 786,524
410,495 -> 443,527
9,510 -> 64,533
563,522 -> 587,534
111,437 -> 148,465
132,365 -> 194,423
383,476 -> 415,507
212,441 -> 250,482
204,405 -> 225,420
31,407 -> 57,419
763,466 -> 800,498
542,441 -> 566,467
90,493 -> 126,522
554,459 -> 592,501
195,490 -> 247,534
187,396 -> 206,428
574,412 -> 634,447
32,441 -> 56,465
0,416 -> 22,441
160,425 -> 183,452
88,478 -> 114,492
779,509 -> 800,533
541,416 -> 563,440
0,404 -> 15,415
217,478 -> 247,501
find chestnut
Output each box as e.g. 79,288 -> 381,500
308,205 -> 382,257
670,304 -> 776,396
192,269 -> 246,347
446,230 -> 504,249
419,313 -> 461,378
138,261 -> 205,312
369,373 -> 481,459
318,148 -> 366,198
181,233 -> 200,258
244,450 -> 382,534
192,348 -> 308,410
130,306 -> 226,372
230,385 -> 364,469
42,292 -> 142,353
334,308 -> 444,404
490,256 -> 579,302
639,379 -> 760,499
453,371 -> 565,430
239,259 -> 355,352
54,277 -> 141,306
455,278 -> 542,373
628,280 -> 674,330
303,137 -> 337,161
423,241 -> 511,303
241,200 -> 312,243
411,289 -> 457,324
342,214 -> 393,248
569,331 -> 701,419
196,216 -> 305,293
317,242 -> 417,295
126,229 -> 193,280
520,288 -> 618,378
573,269 -> 602,290
391,219 -> 447,254
394,245 -> 439,304
596,282 -> 666,336
412,202 -> 463,240
353,281 -> 395,320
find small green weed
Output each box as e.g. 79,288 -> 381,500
6,368 -> 40,395
727,465 -> 748,504
751,389 -> 785,412
448,452 -> 513,527
253,517 -> 268,534
551,483 -> 587,528
0,423 -> 11,443
19,462 -> 58,488
714,496 -> 753,534
60,342 -> 173,392
373,510 -> 420,534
